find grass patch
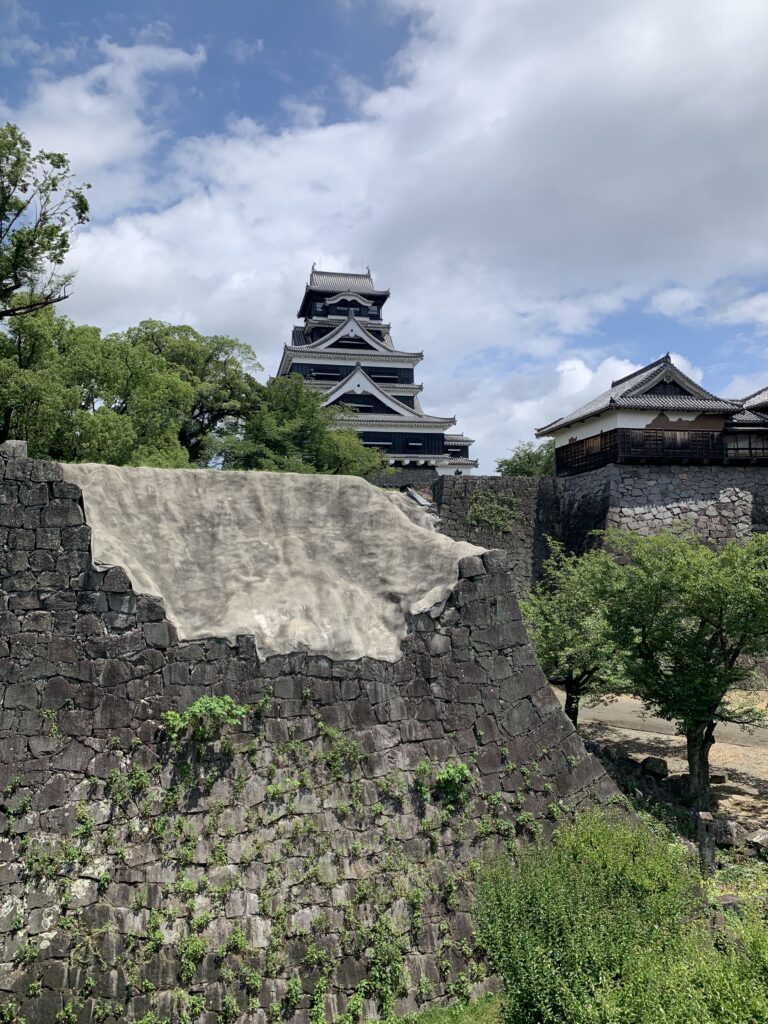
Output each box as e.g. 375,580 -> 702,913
705,848 -> 768,911
400,994 -> 501,1024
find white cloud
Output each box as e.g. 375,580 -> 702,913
667,351 -> 703,384
714,292 -> 768,329
279,97 -> 326,128
722,374 -> 758,399
12,38 -> 205,216
648,287 -> 702,318
8,1 -> 768,469
228,38 -> 265,64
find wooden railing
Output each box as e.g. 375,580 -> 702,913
555,428 -> 768,475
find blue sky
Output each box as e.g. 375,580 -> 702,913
2,1 -> 410,139
3,0 -> 768,469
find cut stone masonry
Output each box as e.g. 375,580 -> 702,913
0,448 -> 611,1023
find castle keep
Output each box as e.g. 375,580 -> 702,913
277,268 -> 477,477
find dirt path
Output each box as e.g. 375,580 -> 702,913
553,690 -> 768,829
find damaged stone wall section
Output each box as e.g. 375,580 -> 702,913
435,465 -> 768,596
0,449 -> 611,1023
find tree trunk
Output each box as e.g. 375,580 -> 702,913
686,721 -> 716,810
0,407 -> 12,445
564,683 -> 581,728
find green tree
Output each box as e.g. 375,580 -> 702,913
222,373 -> 385,477
0,123 -> 89,319
606,530 -> 768,809
114,320 -> 262,464
496,439 -> 555,477
0,307 -> 386,477
520,540 -> 624,727
0,303 -> 88,453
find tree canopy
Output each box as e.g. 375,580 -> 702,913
0,123 -> 90,319
214,372 -> 385,476
520,540 -> 625,727
496,439 -> 555,477
0,306 -> 385,478
524,530 -> 768,808
605,530 -> 768,809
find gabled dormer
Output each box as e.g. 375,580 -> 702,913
320,366 -> 419,419
303,316 -> 392,353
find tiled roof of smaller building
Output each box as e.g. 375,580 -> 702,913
743,386 -> 768,410
537,355 -> 740,436
727,408 -> 768,426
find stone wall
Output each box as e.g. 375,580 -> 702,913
435,465 -> 768,594
372,467 -> 439,490
432,476 -> 562,596
0,450 -> 611,1024
593,465 -> 768,540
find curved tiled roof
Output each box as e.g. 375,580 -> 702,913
309,269 -> 388,296
278,345 -> 423,377
537,355 -> 740,436
335,413 -> 456,428
744,386 -> 768,410
727,408 -> 768,426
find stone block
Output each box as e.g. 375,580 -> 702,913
30,460 -> 63,483
747,828 -> 768,854
40,501 -> 83,527
142,621 -> 172,649
20,482 -> 49,507
458,555 -> 486,579
103,566 -> 132,592
426,633 -> 450,656
714,818 -> 748,849
640,756 -> 669,779
61,525 -> 91,550
0,440 -> 28,458
35,528 -> 61,550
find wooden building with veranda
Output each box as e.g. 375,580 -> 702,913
536,354 -> 768,476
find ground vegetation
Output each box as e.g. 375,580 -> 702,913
477,809 -> 768,1024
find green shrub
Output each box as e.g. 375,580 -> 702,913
284,976 -> 302,1016
477,809 -> 768,1024
178,934 -> 208,983
161,696 -> 248,750
435,763 -> 473,812
466,489 -> 520,533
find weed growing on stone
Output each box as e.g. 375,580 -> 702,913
161,695 -> 248,751
435,763 -> 473,813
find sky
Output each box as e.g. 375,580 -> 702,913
3,0 -> 768,471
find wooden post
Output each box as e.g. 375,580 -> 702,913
697,811 -> 716,876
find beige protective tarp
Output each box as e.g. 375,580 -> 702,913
62,464 -> 483,662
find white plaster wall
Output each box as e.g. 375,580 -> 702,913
552,409 -> 706,447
